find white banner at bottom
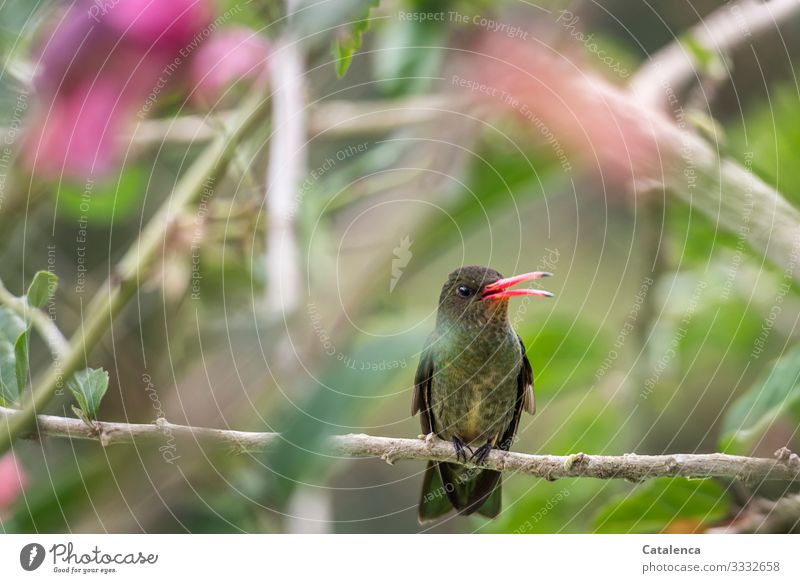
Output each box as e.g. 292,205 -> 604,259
0,534 -> 797,582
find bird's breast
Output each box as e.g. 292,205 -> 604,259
430,328 -> 521,443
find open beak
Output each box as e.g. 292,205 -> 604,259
481,271 -> 554,301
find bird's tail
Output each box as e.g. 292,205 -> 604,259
417,461 -> 502,523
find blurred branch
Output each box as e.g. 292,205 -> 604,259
709,493 -> 800,533
2,405 -> 799,482
265,36 -> 306,315
621,0 -> 800,281
129,95 -> 454,147
0,279 -> 69,359
130,112 -> 237,145
627,97 -> 800,281
307,95 -> 460,138
631,0 -> 800,108
0,88 -> 270,456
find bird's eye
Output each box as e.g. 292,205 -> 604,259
456,285 -> 473,298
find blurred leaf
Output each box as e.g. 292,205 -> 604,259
680,35 -> 727,79
578,32 -> 635,80
0,307 -> 26,406
262,328 -> 421,507
373,13 -> 445,95
291,0 -> 371,50
0,1 -> 43,83
56,167 -> 144,224
480,484 -> 575,534
520,315 -> 611,398
0,306 -> 25,341
728,84 -> 800,206
666,204 -> 739,266
9,445 -> 119,532
484,392 -> 629,533
0,340 -> 19,406
26,270 -> 57,308
720,346 -> 800,453
14,327 -> 29,393
218,0 -> 273,28
66,368 -> 109,420
331,0 -> 380,77
593,478 -> 730,533
642,268 -> 766,419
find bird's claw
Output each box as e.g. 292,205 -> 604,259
471,443 -> 494,465
452,437 -> 472,463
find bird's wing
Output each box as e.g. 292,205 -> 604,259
498,334 -> 534,450
412,334 -> 435,434
518,333 -> 535,415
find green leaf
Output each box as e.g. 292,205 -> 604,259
593,478 -> 730,533
26,270 -> 57,308
720,346 -> 800,453
0,339 -> 19,406
66,368 -> 109,420
0,306 -> 25,342
372,10 -> 446,96
680,34 -> 727,79
0,307 -> 25,406
728,84 -> 800,206
331,0 -> 380,77
56,167 -> 144,224
14,328 -> 29,394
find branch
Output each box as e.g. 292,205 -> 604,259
646,119 -> 800,281
2,406 -> 799,482
128,95 -> 454,146
630,0 -> 800,108
709,493 -> 800,533
647,138 -> 800,280
0,88 -> 270,455
307,95 -> 460,138
623,0 -> 800,280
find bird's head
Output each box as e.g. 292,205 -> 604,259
436,265 -> 553,330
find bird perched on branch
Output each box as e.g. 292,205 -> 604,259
413,265 -> 553,522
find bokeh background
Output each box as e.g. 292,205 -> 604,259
1,0 -> 800,533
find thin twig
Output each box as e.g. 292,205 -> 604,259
2,406 -> 798,482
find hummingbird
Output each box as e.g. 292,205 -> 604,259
412,265 -> 553,522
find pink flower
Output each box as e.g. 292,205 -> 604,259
465,35 -> 665,193
0,453 -> 28,514
25,0 -> 214,178
104,0 -> 214,52
189,27 -> 270,105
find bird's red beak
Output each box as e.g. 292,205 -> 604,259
481,272 -> 554,301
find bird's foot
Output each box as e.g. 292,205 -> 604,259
452,437 -> 472,463
471,442 -> 494,465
